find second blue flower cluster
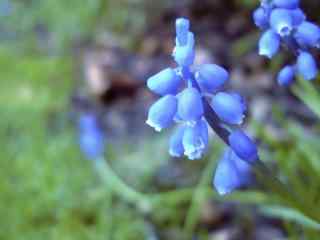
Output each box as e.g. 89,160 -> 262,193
146,18 -> 249,161
254,0 -> 319,86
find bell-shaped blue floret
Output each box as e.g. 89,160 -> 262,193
290,8 -> 306,26
228,130 -> 258,164
195,64 -> 229,93
270,8 -> 293,36
182,119 -> 208,160
176,18 -> 190,46
147,68 -> 182,96
253,7 -> 270,29
213,149 -> 252,195
274,0 -> 299,9
177,87 -> 204,123
259,29 -> 280,59
78,114 -> 105,159
295,21 -> 320,48
146,95 -> 177,131
169,125 -> 185,157
211,92 -> 246,125
173,32 -> 195,67
277,65 -> 295,86
297,51 -> 318,81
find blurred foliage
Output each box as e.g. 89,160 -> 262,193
0,1 -> 183,238
0,45 -> 169,239
293,79 -> 320,119
0,0 -> 174,53
248,78 -> 320,238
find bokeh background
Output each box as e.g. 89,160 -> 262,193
2,0 -> 320,239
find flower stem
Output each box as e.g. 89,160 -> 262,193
183,156 -> 217,237
92,157 -> 209,213
253,159 -> 320,222
94,157 -> 152,212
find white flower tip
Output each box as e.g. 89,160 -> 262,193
214,180 -> 232,195
259,49 -> 272,59
169,150 -> 182,158
235,115 -> 245,125
184,149 -> 203,160
146,119 -> 162,132
216,187 -> 231,196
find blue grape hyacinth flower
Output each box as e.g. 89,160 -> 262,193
253,7 -> 270,29
177,87 -> 204,123
78,113 -> 105,160
277,65 -> 295,86
297,51 -> 318,81
182,119 -> 209,160
270,8 -> 294,36
259,29 -> 280,58
147,68 -> 182,96
146,95 -> 178,132
146,17 -> 262,194
146,18 -> 251,161
214,149 -> 253,195
254,0 -> 319,85
146,18 -> 259,195
211,92 -> 246,125
228,130 -> 258,164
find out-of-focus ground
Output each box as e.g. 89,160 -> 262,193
1,0 -> 320,239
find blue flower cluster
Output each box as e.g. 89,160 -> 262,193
147,18 -> 245,160
78,113 -> 105,160
146,18 -> 258,194
254,0 -> 319,86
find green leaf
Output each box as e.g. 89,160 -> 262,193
260,205 -> 320,230
293,79 -> 320,119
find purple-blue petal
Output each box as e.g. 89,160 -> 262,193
277,65 -> 295,86
173,32 -> 195,67
147,68 -> 182,96
146,95 -> 177,131
195,64 -> 229,93
290,8 -> 306,26
270,8 -> 293,36
211,92 -> 246,125
228,130 -> 258,164
294,21 -> 320,48
259,29 -> 280,59
297,51 -> 318,81
253,7 -> 270,29
78,114 -> 105,159
176,18 -> 190,46
213,149 -> 253,195
182,119 -> 208,160
178,87 -> 204,123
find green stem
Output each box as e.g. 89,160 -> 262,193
183,157 -> 216,237
93,157 -> 207,213
94,154 -> 320,230
94,157 -> 152,212
254,159 -> 320,222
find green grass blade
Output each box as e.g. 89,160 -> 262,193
260,205 -> 320,230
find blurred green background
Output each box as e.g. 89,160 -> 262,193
2,0 -> 320,239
